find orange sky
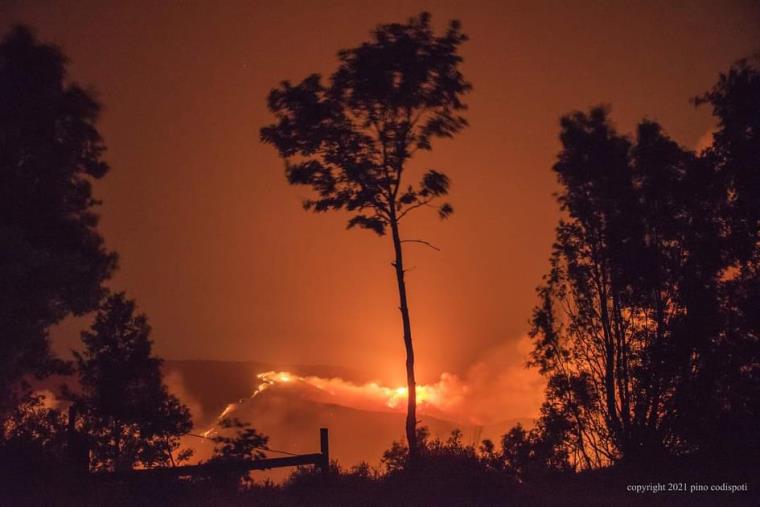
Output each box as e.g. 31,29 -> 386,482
2,1 -> 758,387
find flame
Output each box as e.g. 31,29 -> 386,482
200,337 -> 546,437
201,370 -> 464,437
256,370 -> 457,411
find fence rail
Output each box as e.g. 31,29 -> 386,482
91,428 -> 330,479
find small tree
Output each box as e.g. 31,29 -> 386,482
69,292 -> 192,471
207,417 -> 268,487
0,395 -> 70,498
498,413 -> 572,482
260,12 -> 470,459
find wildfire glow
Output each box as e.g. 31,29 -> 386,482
199,339 -> 546,438
201,370 -> 465,437
255,371 -> 455,410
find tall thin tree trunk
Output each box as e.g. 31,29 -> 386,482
389,215 -> 417,461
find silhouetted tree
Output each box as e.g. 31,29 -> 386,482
380,427 -> 511,503
206,417 -> 268,487
689,59 -> 760,457
530,107 -> 722,465
0,25 -> 116,417
498,412 -> 572,481
696,59 -> 760,267
68,293 -> 192,471
531,59 -> 760,467
0,394 -> 70,498
260,12 -> 470,459
381,426 -> 431,473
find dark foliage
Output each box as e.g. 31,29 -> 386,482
529,59 -> 760,468
260,12 -> 468,234
0,394 -> 94,503
203,417 -> 269,487
1,17 -> 759,507
260,12 -> 470,457
0,25 -> 116,416
3,424 -> 759,505
67,292 -> 192,471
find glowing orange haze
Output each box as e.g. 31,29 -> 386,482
252,371 -> 442,412
4,1 -> 756,426
200,334 -> 545,436
202,370 -> 463,438
2,1 -> 754,479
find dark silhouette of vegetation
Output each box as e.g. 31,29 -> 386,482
528,59 -> 760,469
260,11 -> 470,460
0,25 -> 116,419
209,417 -> 269,463
493,415 -> 573,482
689,59 -> 760,459
0,26 -> 198,502
204,417 -> 269,487
5,422 -> 758,505
66,292 -> 192,471
1,17 -> 759,507
0,394 -> 70,495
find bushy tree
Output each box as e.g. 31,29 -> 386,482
206,417 -> 268,487
0,26 -> 116,416
497,413 -> 572,481
530,60 -> 760,467
0,394 -> 68,468
380,427 -> 511,504
209,417 -> 268,462
0,395 -> 70,499
690,59 -> 760,457
261,12 -> 470,458
531,107 -> 718,465
381,427 -> 487,474
381,426 -> 431,473
69,293 -> 192,471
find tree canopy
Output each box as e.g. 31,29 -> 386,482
69,293 -> 192,471
0,26 -> 116,415
261,12 -> 471,458
260,11 -> 469,235
529,60 -> 760,468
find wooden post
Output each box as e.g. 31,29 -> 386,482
319,428 -> 329,473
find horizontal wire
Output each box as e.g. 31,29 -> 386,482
185,432 -> 302,457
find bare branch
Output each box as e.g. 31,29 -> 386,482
397,197 -> 434,220
400,239 -> 441,251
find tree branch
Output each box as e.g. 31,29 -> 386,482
397,197 -> 434,220
400,239 -> 441,251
